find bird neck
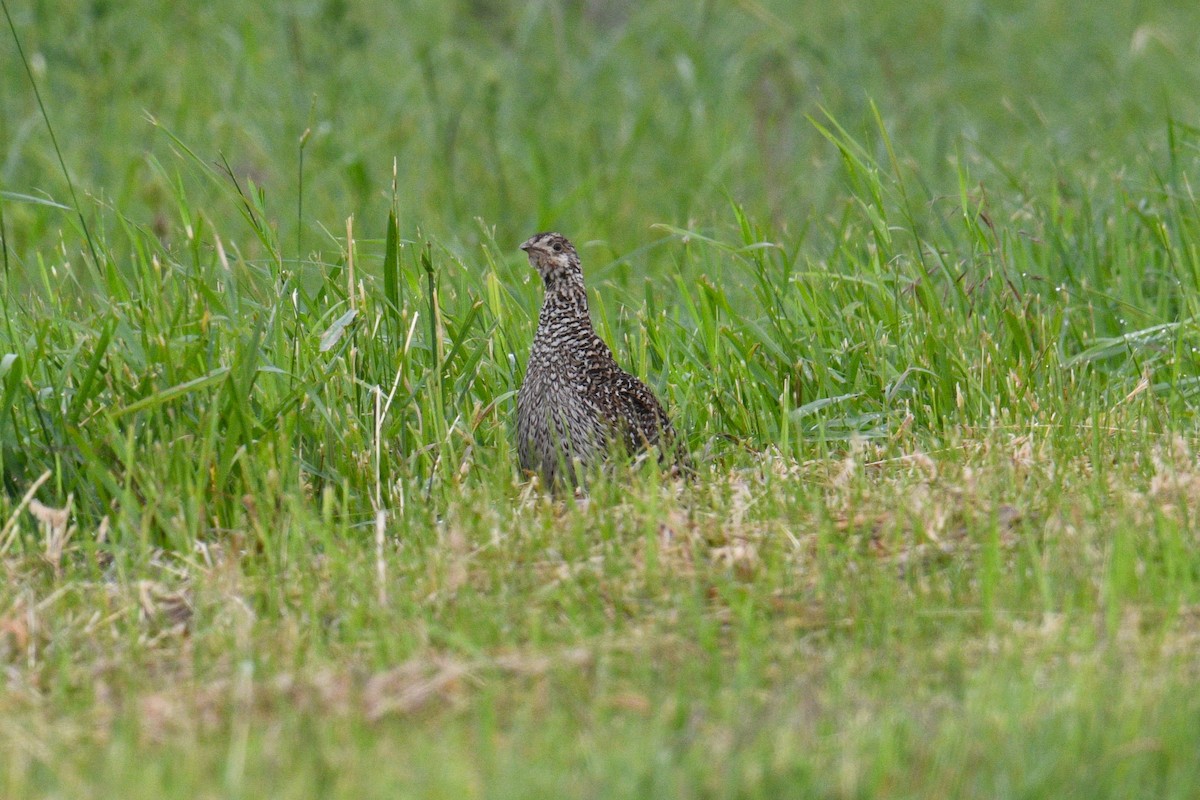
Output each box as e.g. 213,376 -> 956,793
539,269 -> 590,323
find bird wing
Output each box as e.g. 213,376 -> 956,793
608,371 -> 674,451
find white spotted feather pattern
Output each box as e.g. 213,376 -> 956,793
516,232 -> 683,487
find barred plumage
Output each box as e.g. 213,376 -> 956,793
516,232 -> 684,488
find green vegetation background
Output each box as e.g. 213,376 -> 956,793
2,0 -> 1200,797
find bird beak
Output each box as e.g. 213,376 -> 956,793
519,241 -> 532,252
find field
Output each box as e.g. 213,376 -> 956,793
3,0 -> 1200,796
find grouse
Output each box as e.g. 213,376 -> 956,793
516,232 -> 684,488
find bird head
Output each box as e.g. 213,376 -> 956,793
519,232 -> 580,283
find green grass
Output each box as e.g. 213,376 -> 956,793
3,0 -> 1200,796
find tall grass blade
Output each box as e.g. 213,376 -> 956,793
1,0 -> 100,270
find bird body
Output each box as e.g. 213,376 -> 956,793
516,232 -> 681,487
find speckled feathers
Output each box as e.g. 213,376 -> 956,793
516,233 -> 683,487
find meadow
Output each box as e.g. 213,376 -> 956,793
3,0 -> 1200,796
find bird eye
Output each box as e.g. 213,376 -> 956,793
552,242 -> 563,252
